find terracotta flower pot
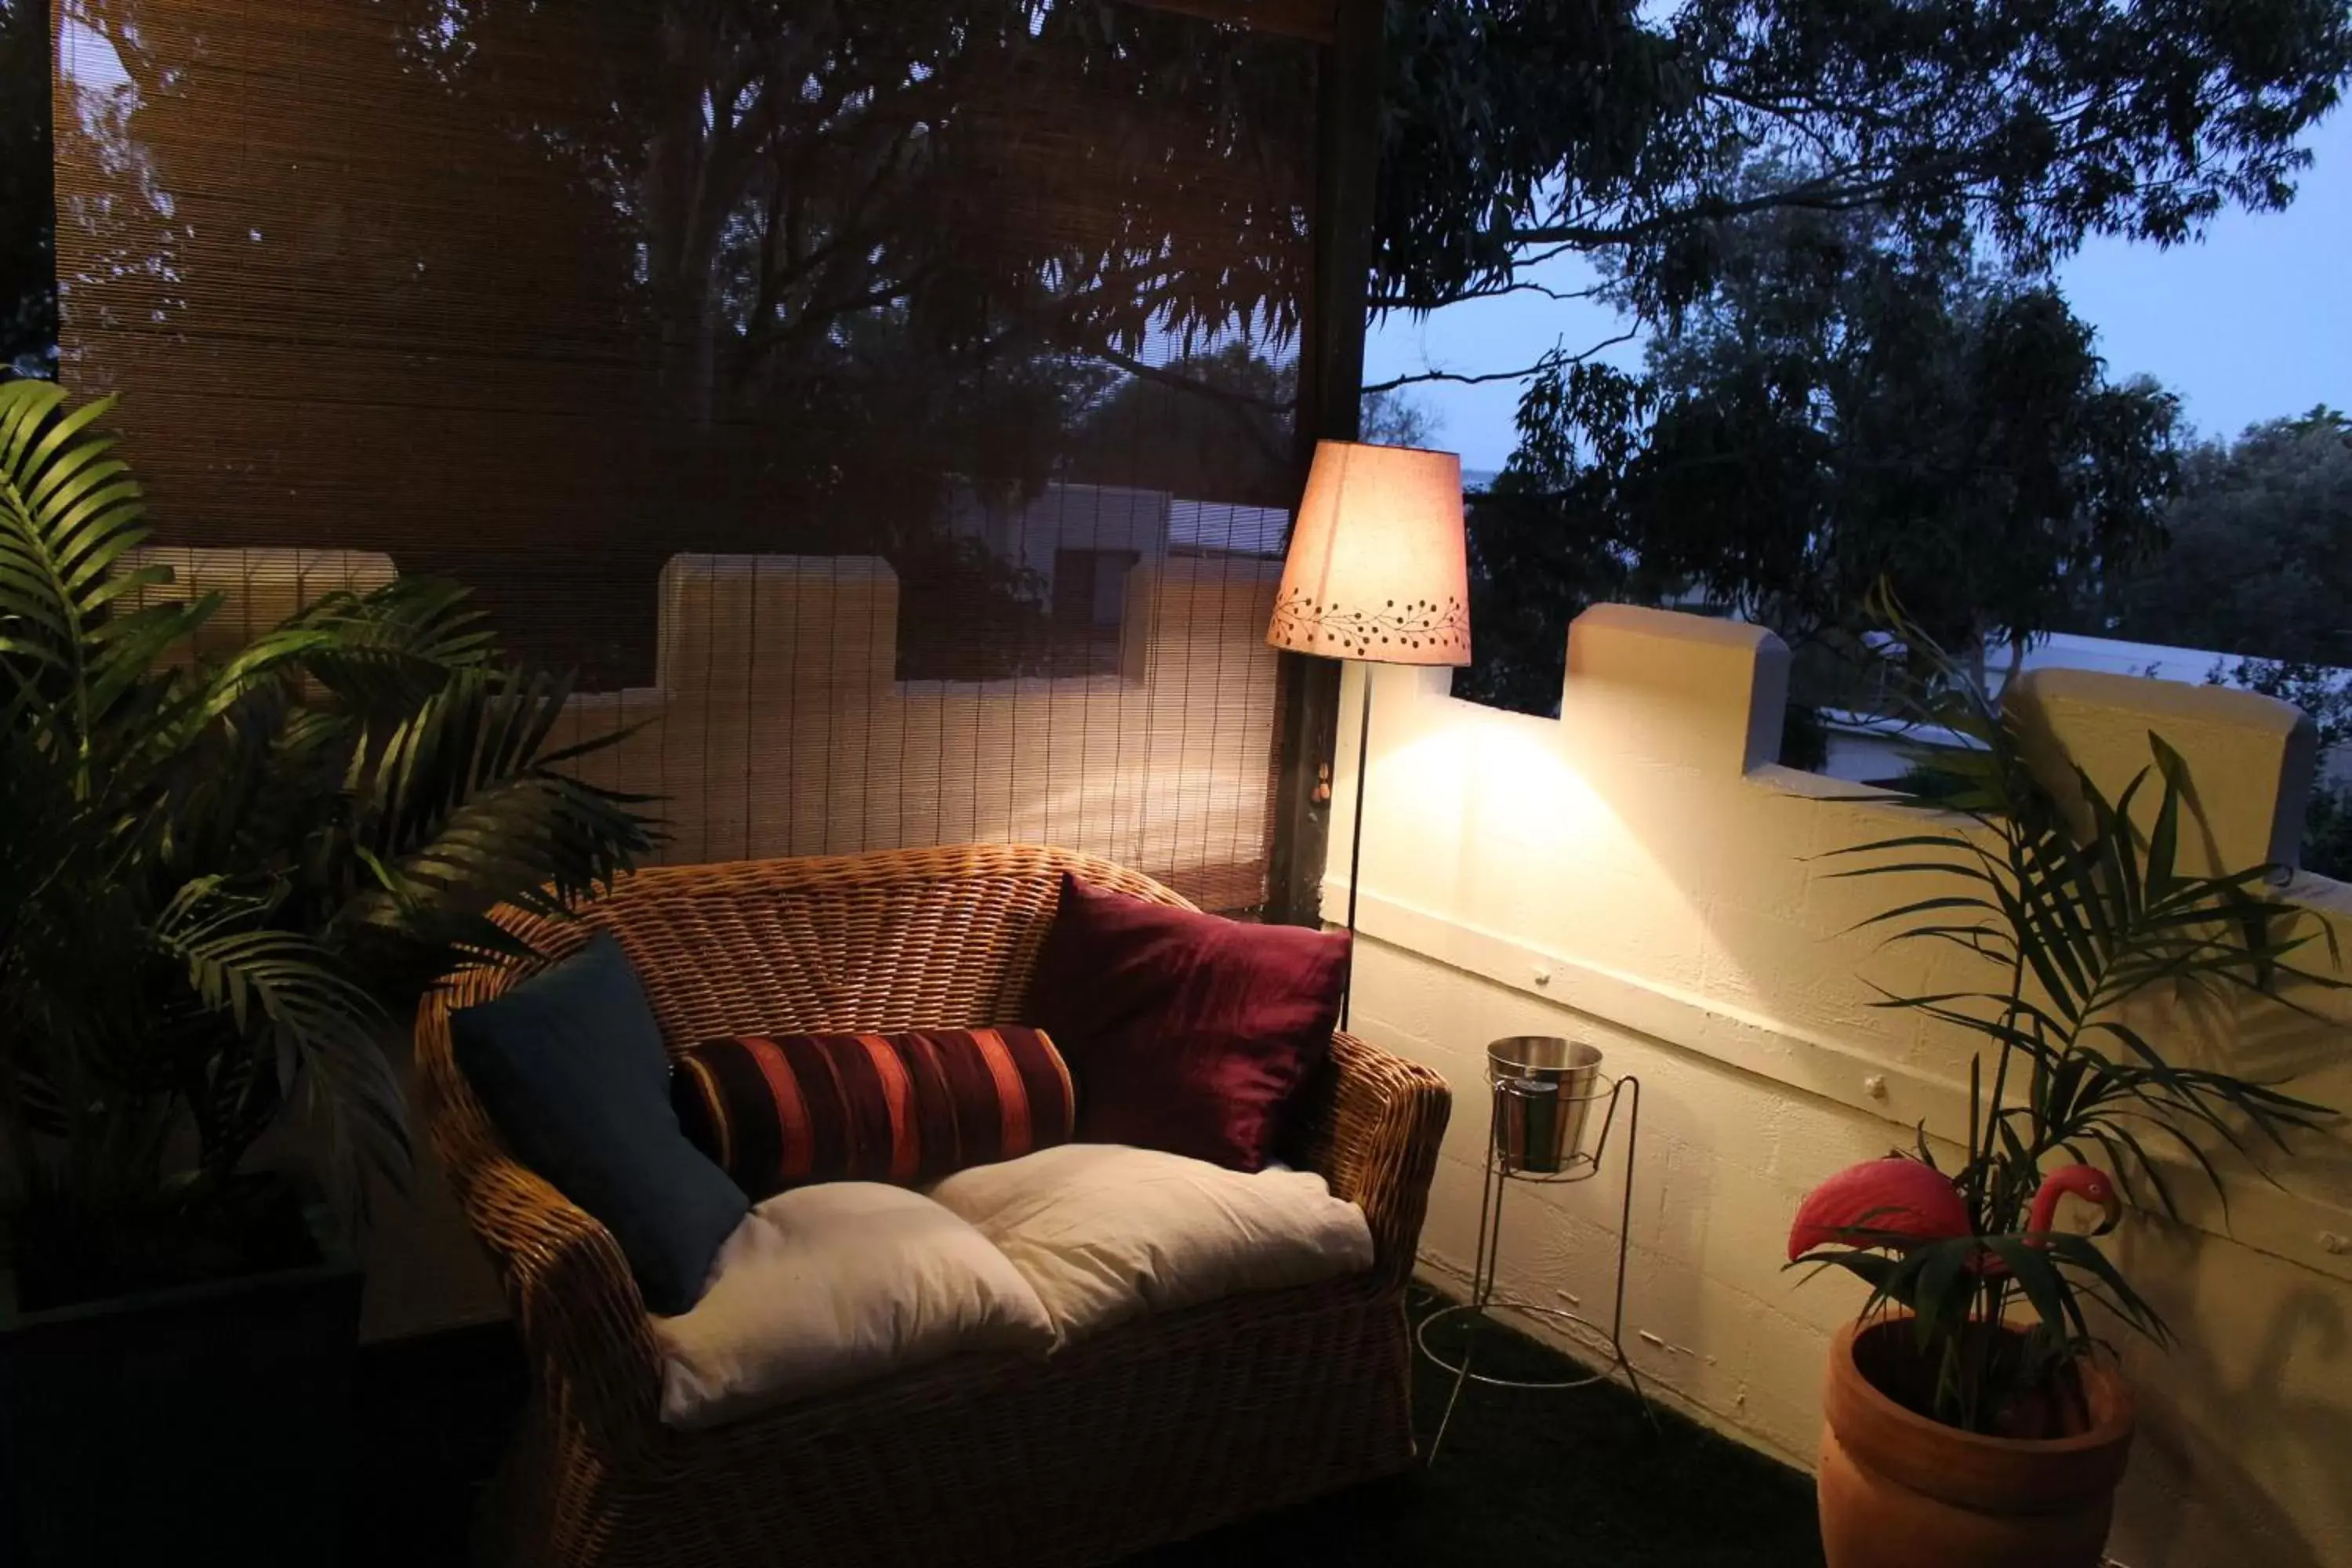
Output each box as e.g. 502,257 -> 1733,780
1818,1319 -> 2135,1568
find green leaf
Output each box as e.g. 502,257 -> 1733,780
1978,1237 -> 2073,1344
2043,1232 -> 2172,1345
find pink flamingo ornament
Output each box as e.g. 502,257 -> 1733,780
1788,1157 -> 2122,1267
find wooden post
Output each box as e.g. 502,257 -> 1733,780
1268,0 -> 1381,927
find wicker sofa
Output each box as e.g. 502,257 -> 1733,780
417,844 -> 1452,1568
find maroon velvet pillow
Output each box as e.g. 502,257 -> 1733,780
1025,873 -> 1350,1171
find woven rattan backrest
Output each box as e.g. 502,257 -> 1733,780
488,844 -> 1194,1052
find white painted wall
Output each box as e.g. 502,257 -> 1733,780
1334,604 -> 2352,1568
565,552 -> 1283,910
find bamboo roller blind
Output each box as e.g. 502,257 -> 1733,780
53,0 -> 1317,910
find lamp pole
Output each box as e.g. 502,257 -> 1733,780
1341,664 -> 1371,1030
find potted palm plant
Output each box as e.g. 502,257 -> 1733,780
1788,601 -> 2339,1568
0,380 -> 658,1563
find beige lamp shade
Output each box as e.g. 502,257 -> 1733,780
1268,440 -> 1470,666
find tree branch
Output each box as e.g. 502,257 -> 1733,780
1505,177 -> 1897,249
1360,362 -> 1552,395
1093,347 -> 1290,411
1374,278 -> 1610,312
1495,107 -> 2140,262
1092,347 -> 1291,476
1360,330 -> 1638,397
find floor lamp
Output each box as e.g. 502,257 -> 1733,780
1267,440 -> 1471,1029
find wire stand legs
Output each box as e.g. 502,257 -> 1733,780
1415,1073 -> 1658,1460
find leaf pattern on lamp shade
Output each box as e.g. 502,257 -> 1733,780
1269,586 -> 1468,662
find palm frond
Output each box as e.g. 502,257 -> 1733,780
1802,583 -> 2338,1432
0,386 -> 658,1294
289,576 -> 497,713
151,878 -> 410,1194
0,385 -> 191,723
337,665 -> 652,956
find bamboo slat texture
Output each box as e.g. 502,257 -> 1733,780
55,2 -> 1320,915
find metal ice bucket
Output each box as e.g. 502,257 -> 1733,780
1486,1036 -> 1605,1173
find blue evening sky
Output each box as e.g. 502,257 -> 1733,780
1366,111 -> 2352,474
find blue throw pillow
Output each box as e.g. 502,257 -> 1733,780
451,931 -> 747,1316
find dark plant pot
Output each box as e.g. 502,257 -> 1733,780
0,1200 -> 363,1568
1818,1319 -> 2134,1568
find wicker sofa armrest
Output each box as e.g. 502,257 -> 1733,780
416,996 -> 668,1473
1301,1030 -> 1451,1293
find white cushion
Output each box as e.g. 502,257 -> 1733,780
650,1183 -> 1055,1431
925,1143 -> 1374,1345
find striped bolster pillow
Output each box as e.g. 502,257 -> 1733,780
670,1028 -> 1075,1199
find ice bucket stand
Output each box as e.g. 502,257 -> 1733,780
1414,1037 -> 1658,1460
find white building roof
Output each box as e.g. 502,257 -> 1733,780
1998,632 -> 2350,696
1168,499 -> 1290,557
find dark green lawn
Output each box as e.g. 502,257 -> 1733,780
1133,1288 -> 1825,1568
354,1285 -> 1825,1567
